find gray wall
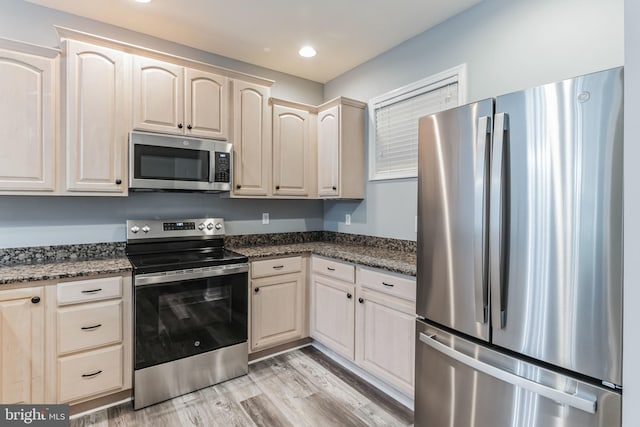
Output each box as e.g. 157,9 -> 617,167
0,0 -> 325,248
623,1 -> 639,425
323,0 -> 624,240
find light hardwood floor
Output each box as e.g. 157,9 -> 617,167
71,346 -> 414,426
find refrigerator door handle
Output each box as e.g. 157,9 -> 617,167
490,113 -> 509,328
418,332 -> 597,414
474,116 -> 491,324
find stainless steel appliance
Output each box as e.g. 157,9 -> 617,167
129,131 -> 232,192
126,218 -> 249,409
415,67 -> 623,427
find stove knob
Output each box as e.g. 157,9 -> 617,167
206,223 -> 214,230
198,223 -> 205,231
142,225 -> 150,233
130,226 -> 140,234
215,223 -> 222,230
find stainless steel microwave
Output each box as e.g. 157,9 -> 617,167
129,131 -> 232,192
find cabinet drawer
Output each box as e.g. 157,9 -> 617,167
57,276 -> 122,305
357,267 -> 416,302
57,300 -> 122,354
252,256 -> 302,278
58,345 -> 123,403
313,257 -> 355,283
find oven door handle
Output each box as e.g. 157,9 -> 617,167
134,263 -> 249,287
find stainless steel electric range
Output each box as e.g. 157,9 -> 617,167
126,218 -> 249,410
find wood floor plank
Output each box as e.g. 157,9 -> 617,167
303,391 -> 369,427
70,347 -> 414,427
240,393 -> 294,427
300,346 -> 414,425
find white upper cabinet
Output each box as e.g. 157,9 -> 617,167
185,68 -> 228,139
232,80 -> 272,197
64,40 -> 130,194
317,105 -> 340,197
317,98 -> 366,199
271,100 -> 317,198
0,42 -> 57,193
133,56 -> 184,134
133,56 -> 229,139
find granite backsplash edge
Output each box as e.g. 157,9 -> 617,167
1,232 -> 416,266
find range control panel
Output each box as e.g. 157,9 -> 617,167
127,218 -> 225,241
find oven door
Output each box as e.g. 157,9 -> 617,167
134,265 -> 248,371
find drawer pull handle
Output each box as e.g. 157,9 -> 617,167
327,267 -> 336,271
81,324 -> 102,331
273,265 -> 285,270
82,370 -> 103,378
81,288 -> 103,294
382,282 -> 395,287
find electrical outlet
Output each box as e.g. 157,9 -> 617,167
262,213 -> 269,225
345,214 -> 351,225
415,215 -> 418,232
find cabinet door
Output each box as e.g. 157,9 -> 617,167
272,104 -> 312,197
310,275 -> 355,359
185,69 -> 228,139
355,290 -> 415,396
133,56 -> 184,134
251,273 -> 303,351
0,287 -> 44,404
317,105 -> 340,197
232,81 -> 271,196
0,48 -> 56,192
65,41 -> 130,194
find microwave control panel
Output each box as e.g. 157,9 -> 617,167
214,152 -> 231,183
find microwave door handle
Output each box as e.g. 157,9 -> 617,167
209,152 -> 215,183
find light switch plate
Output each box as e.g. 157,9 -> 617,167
345,214 -> 351,225
262,213 -> 269,225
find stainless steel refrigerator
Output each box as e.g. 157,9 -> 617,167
415,67 -> 623,427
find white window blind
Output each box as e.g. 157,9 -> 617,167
369,71 -> 462,180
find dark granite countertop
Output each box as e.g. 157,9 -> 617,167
229,242 -> 416,277
0,257 -> 132,285
0,233 -> 415,286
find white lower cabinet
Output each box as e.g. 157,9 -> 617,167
250,256 -> 307,352
45,274 -> 132,404
356,266 -> 416,396
0,286 -> 45,404
309,257 -> 416,397
310,257 -> 356,360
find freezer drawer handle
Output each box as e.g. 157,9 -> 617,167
418,332 -> 597,414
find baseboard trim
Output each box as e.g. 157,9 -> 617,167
69,390 -> 132,419
249,338 -> 313,364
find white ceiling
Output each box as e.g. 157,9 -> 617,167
25,0 -> 481,83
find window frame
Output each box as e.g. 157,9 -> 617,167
368,64 -> 468,181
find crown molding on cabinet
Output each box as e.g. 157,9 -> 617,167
0,37 -> 60,58
54,26 -> 274,87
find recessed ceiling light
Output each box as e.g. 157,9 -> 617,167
135,0 -> 152,3
298,46 -> 317,58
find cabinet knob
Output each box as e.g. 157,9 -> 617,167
254,288 -> 260,293
31,296 -> 40,304
236,184 -> 242,189
178,123 -> 183,129
358,297 -> 364,304
275,186 -> 280,190
115,179 -> 122,185
332,186 -> 337,190
347,293 -> 352,299
187,124 -> 193,130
